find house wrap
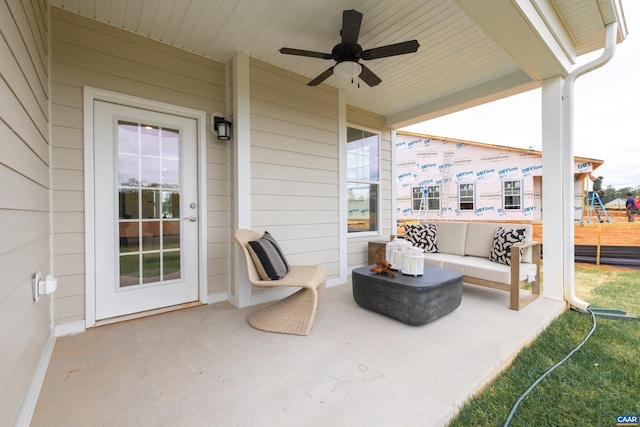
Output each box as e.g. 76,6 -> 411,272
395,132 -> 602,222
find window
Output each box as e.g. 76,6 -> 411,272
347,127 -> 379,233
503,180 -> 522,210
458,183 -> 475,211
412,185 -> 440,212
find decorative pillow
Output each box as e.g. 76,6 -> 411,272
246,231 -> 290,280
489,227 -> 527,266
404,223 -> 438,253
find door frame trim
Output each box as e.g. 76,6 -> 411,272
83,86 -> 208,328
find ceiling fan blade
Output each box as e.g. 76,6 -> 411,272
341,9 -> 363,45
308,67 -> 334,86
279,47 -> 333,59
360,40 -> 420,60
358,63 -> 382,87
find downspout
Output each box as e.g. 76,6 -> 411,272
562,21 -> 618,312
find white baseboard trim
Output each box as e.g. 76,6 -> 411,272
55,320 -> 86,337
14,329 -> 56,427
207,290 -> 228,304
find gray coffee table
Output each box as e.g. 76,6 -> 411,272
352,265 -> 463,325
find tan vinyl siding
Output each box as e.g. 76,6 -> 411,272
0,1 -> 51,424
249,59 -> 340,278
50,7 -> 229,322
346,105 -> 394,267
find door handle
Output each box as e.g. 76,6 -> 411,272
183,216 -> 197,222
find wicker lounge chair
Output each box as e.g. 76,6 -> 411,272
234,229 -> 326,336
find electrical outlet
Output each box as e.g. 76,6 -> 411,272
33,272 -> 41,302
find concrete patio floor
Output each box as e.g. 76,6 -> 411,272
32,282 -> 565,427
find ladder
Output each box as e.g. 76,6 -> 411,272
582,191 -> 611,224
418,188 -> 429,222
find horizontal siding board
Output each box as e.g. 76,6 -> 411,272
52,147 -> 83,170
0,166 -> 49,211
251,146 -> 336,172
250,82 -> 338,122
53,212 -> 85,233
252,195 -> 336,213
54,294 -> 85,322
52,190 -> 84,212
0,210 -> 49,256
251,129 -> 338,158
51,103 -> 82,129
51,6 -> 222,67
52,169 -> 83,191
0,237 -> 48,304
251,98 -> 336,133
250,114 -> 336,146
51,125 -> 83,149
0,36 -> 49,130
0,121 -> 49,186
250,59 -> 338,107
53,253 -> 85,276
51,81 -> 82,108
252,211 -> 337,227
54,274 -> 85,298
52,61 -> 225,113
53,232 -> 85,255
0,78 -> 49,164
0,0 -> 48,102
252,178 -> 338,198
252,162 -> 336,184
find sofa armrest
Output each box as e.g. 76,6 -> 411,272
509,240 -> 541,310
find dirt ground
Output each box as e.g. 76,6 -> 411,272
399,210 -> 640,246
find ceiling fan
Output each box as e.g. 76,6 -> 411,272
279,9 -> 420,87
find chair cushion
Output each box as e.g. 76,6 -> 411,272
489,227 -> 527,266
405,223 -> 438,253
247,231 -> 290,280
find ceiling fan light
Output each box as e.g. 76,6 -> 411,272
334,61 -> 361,80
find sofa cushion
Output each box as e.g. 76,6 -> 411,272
489,227 -> 527,266
465,222 -> 533,263
427,222 -> 468,256
443,257 -> 537,285
247,231 -> 290,280
423,252 -> 465,269
405,223 -> 438,253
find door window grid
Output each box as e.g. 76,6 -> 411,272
117,121 -> 182,287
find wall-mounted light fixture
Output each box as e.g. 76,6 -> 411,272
211,113 -> 232,140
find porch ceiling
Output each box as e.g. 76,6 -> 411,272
49,0 -> 626,127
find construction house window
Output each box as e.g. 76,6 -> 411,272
412,185 -> 440,212
458,183 -> 475,211
503,180 -> 522,210
347,127 -> 380,233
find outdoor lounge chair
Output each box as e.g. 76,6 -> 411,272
234,229 -> 326,336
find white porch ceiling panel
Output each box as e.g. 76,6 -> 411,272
49,0 -> 621,127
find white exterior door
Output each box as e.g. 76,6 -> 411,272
93,100 -> 199,320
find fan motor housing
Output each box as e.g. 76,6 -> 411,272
332,43 -> 362,61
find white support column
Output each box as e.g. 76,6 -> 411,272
338,88 -> 348,283
540,76 -> 565,302
231,52 -> 252,308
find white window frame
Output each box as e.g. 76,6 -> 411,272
412,185 -> 440,212
503,179 -> 522,211
458,183 -> 475,211
346,125 -> 381,237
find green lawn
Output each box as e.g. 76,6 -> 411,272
448,264 -> 640,427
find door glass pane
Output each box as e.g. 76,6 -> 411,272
142,253 -> 161,284
117,120 -> 182,288
163,221 -> 181,249
120,254 -> 140,287
163,251 -> 181,280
